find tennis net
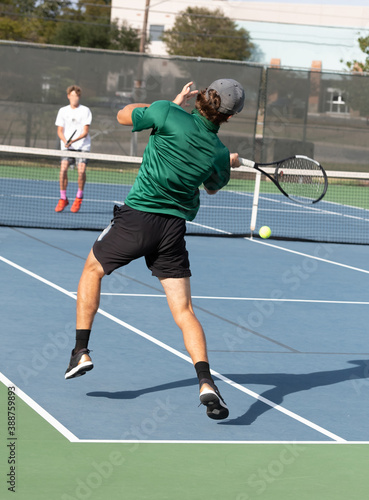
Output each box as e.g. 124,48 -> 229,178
0,145 -> 368,244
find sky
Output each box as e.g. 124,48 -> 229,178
239,0 -> 369,5
242,22 -> 366,71
107,0 -> 369,71
235,0 -> 369,70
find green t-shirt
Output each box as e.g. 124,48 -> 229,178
124,100 -> 230,221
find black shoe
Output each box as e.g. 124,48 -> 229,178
65,349 -> 93,379
199,378 -> 229,420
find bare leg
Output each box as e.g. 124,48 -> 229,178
77,161 -> 87,192
76,250 -> 105,330
59,160 -> 69,191
159,277 -> 208,364
159,276 -> 215,395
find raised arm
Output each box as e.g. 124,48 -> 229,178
117,81 -> 198,126
117,103 -> 150,126
172,81 -> 198,108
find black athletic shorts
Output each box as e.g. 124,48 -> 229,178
93,204 -> 191,278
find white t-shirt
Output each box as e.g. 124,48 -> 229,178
55,104 -> 92,151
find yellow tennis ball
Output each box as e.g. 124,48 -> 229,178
259,226 -> 271,239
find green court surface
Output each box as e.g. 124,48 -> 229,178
2,164 -> 368,210
1,382 -> 368,500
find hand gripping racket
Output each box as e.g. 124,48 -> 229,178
239,155 -> 328,205
66,130 -> 77,147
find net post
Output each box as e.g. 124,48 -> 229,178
250,171 -> 261,238
130,132 -> 138,156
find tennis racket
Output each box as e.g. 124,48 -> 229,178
66,130 -> 77,147
239,155 -> 328,205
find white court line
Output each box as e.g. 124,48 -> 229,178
248,238 -> 369,275
186,221 -> 232,234
97,293 -> 369,305
0,370 -> 352,445
10,194 -> 125,205
74,439 -> 369,444
226,188 -> 369,224
0,254 -> 347,443
0,371 -> 78,442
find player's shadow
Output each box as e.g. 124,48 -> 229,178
220,359 -> 369,426
87,360 -> 369,426
87,377 -> 199,400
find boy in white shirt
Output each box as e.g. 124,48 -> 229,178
55,85 -> 92,213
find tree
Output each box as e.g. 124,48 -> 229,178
51,18 -> 141,51
161,7 -> 253,61
0,0 -> 68,43
344,35 -> 369,72
35,0 -> 66,43
50,0 -> 111,49
0,0 -> 37,41
0,16 -> 25,41
0,0 -> 142,51
109,20 -> 142,52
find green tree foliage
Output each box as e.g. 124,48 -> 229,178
344,35 -> 369,72
0,0 -> 141,51
0,0 -> 68,42
51,0 -> 112,49
109,20 -> 143,51
162,7 -> 253,61
0,16 -> 25,42
0,0 -> 42,42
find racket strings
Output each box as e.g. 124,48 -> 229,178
276,157 -> 326,203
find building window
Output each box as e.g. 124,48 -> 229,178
149,25 -> 164,42
326,87 -> 349,114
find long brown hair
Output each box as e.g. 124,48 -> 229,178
195,89 -> 230,125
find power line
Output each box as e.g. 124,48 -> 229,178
5,1 -> 368,30
1,3 -> 367,47
0,12 -> 364,48
107,3 -> 369,30
251,37 -> 357,48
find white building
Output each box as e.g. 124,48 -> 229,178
111,0 -> 369,71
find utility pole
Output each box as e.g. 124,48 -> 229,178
139,0 -> 150,53
136,0 -> 150,87
133,0 -> 150,154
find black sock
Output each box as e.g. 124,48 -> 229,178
195,361 -> 213,383
74,329 -> 91,353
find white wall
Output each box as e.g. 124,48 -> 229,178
111,1 -> 369,69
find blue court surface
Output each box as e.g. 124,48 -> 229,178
1,226 -> 369,443
1,174 -> 369,244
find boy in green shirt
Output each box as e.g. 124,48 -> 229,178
65,79 -> 245,420
125,98 -> 231,220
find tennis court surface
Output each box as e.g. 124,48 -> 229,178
1,146 -> 369,244
1,225 -> 369,499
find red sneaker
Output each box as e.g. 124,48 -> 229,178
55,198 -> 69,212
71,197 -> 83,213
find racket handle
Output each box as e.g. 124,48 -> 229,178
239,157 -> 255,168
